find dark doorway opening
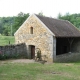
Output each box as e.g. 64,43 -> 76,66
63,46 -> 67,53
56,38 -> 69,55
31,45 -> 35,59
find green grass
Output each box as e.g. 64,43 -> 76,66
0,35 -> 15,46
0,61 -> 80,80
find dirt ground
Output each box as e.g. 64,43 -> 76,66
0,59 -> 36,63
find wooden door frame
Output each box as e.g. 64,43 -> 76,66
29,45 -> 35,59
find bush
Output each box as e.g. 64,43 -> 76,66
12,53 -> 20,59
0,51 -> 20,60
0,53 -> 9,60
37,50 -> 41,59
0,50 -> 27,60
0,51 -> 3,60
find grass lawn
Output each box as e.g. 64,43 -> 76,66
0,60 -> 80,80
0,35 -> 15,46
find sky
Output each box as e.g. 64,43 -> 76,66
0,0 -> 80,18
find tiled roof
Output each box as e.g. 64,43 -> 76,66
36,15 -> 80,37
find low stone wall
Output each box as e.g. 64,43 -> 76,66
55,53 -> 80,62
72,38 -> 80,52
0,43 -> 27,59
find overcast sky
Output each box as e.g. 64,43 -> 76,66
0,0 -> 80,17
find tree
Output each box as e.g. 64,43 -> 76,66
12,12 -> 30,34
0,12 -> 30,36
58,13 -> 80,29
0,19 -> 3,34
3,27 -> 9,36
38,11 -> 44,16
57,13 -> 62,19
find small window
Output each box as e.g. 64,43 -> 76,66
30,27 -> 33,34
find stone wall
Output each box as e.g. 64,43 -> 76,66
55,52 -> 80,62
14,14 -> 54,62
0,43 -> 27,59
71,38 -> 80,52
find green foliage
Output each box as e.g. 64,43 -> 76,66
0,53 -> 20,60
58,13 -> 80,29
0,17 -> 15,36
12,53 -> 20,59
37,50 -> 41,59
57,13 -> 62,19
13,12 -> 29,34
0,51 -> 3,60
0,53 -> 8,60
1,12 -> 80,36
0,35 -> 15,46
38,11 -> 44,16
0,12 -> 30,36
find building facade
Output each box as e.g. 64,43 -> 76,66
14,14 -> 80,62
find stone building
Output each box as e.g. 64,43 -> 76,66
14,14 -> 80,62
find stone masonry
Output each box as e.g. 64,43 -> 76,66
14,15 -> 54,62
0,43 -> 27,59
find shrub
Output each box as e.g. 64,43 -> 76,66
0,50 -> 27,60
12,53 -> 20,59
0,52 -> 20,60
0,51 -> 3,60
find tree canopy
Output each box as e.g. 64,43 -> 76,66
58,13 -> 80,29
0,12 -> 30,36
0,12 -> 80,36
